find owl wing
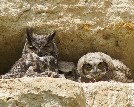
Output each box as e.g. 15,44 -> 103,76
112,59 -> 133,82
1,53 -> 36,79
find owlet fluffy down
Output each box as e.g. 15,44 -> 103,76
77,52 -> 133,83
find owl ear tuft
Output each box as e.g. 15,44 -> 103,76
47,31 -> 56,42
26,27 -> 33,46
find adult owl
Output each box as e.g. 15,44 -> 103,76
0,28 -> 59,79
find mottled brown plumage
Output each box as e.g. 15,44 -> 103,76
0,28 -> 59,79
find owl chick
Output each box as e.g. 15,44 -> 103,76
0,28 -> 59,79
77,52 -> 133,83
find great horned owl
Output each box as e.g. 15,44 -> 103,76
0,28 -> 59,79
23,28 -> 58,58
77,52 -> 133,83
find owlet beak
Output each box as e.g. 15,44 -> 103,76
93,66 -> 97,74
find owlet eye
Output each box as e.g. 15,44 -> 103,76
98,62 -> 105,70
83,64 -> 92,75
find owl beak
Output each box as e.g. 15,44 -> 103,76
93,66 -> 97,74
37,49 -> 42,56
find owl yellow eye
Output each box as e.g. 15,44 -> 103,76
83,64 -> 92,75
44,45 -> 50,48
44,43 -> 53,48
98,62 -> 105,70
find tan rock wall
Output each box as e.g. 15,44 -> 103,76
0,77 -> 133,107
0,0 -> 134,77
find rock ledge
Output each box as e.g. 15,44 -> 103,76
0,77 -> 133,107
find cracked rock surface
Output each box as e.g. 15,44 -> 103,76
0,77 -> 133,107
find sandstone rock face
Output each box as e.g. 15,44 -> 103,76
0,77 -> 86,107
0,77 -> 133,107
0,0 -> 134,78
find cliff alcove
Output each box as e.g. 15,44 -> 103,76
0,0 -> 134,106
